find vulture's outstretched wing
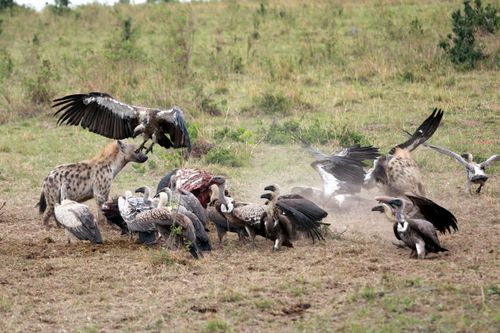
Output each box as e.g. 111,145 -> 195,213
390,108 -> 443,154
481,155 -> 500,168
156,107 -> 191,149
406,194 -> 458,234
53,92 -> 141,139
277,198 -> 328,222
308,144 -> 380,195
423,143 -> 472,170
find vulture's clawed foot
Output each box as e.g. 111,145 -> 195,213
144,145 -> 154,154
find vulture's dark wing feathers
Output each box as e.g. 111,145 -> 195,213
102,197 -> 129,235
276,200 -> 326,242
390,108 -> 443,154
392,223 -> 401,240
309,144 -> 380,191
278,198 -> 328,221
406,194 -> 458,234
156,106 -> 191,150
53,92 -> 140,139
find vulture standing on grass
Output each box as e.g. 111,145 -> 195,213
157,168 -> 215,208
372,197 -> 448,259
371,194 -> 458,240
54,185 -> 103,244
156,187 -> 211,252
117,188 -> 157,244
52,92 -> 191,154
364,109 -> 444,196
422,143 -> 499,195
211,176 -> 266,246
260,190 -> 327,251
263,185 -> 329,228
135,192 -> 202,259
299,144 -> 380,208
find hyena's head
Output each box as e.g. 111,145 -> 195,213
117,140 -> 148,163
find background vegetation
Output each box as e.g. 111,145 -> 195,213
0,1 -> 498,332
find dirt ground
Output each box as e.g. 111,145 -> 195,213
0,180 -> 499,332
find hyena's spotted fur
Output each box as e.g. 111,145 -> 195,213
386,148 -> 425,196
37,140 -> 147,227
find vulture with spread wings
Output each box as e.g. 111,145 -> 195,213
422,143 -> 499,195
53,92 -> 191,154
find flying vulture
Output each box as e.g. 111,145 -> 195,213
53,92 -> 191,154
423,143 -> 499,195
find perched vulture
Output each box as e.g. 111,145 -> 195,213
365,109 -> 444,196
260,191 -> 327,251
52,92 -> 191,154
372,197 -> 448,259
54,185 -> 103,244
423,143 -> 499,194
372,194 -> 458,237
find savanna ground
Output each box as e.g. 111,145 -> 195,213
0,0 -> 499,332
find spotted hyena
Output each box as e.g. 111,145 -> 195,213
37,140 -> 147,227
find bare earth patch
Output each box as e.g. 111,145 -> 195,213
0,176 -> 498,332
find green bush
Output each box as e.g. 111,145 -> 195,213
213,127 -> 254,143
439,0 -> 499,69
254,92 -> 292,115
205,146 -> 249,167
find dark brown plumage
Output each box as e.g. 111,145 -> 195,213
53,92 -> 191,154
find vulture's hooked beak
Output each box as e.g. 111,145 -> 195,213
264,185 -> 277,192
371,205 -> 385,213
260,193 -> 273,201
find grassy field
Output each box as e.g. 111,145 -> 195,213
0,0 -> 499,332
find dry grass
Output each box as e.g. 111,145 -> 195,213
0,145 -> 499,332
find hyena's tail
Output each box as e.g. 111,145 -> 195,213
36,192 -> 47,214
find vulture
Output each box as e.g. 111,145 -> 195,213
261,185 -> 330,237
156,188 -> 211,252
211,176 -> 266,246
101,197 -> 129,235
299,144 -> 380,209
135,192 -> 202,258
372,197 -> 448,259
372,194 -> 458,237
365,108 -> 444,196
423,143 -> 499,194
260,191 -> 327,251
206,189 -> 249,243
52,92 -> 191,154
157,168 -> 215,208
54,185 -> 103,244
117,188 -> 157,244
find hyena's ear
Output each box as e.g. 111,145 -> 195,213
117,140 -> 126,152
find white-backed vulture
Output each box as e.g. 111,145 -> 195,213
54,185 -> 103,244
423,143 -> 499,194
53,92 -> 191,154
372,197 -> 448,259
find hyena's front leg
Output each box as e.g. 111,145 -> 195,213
93,185 -> 110,225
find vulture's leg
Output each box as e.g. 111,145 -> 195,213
466,180 -> 472,196
245,226 -> 256,248
144,142 -> 155,154
476,183 -> 483,194
137,138 -> 149,152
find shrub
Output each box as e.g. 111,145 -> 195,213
439,0 -> 499,69
205,146 -> 250,167
213,127 -> 254,143
0,0 -> 15,11
254,92 -> 292,115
